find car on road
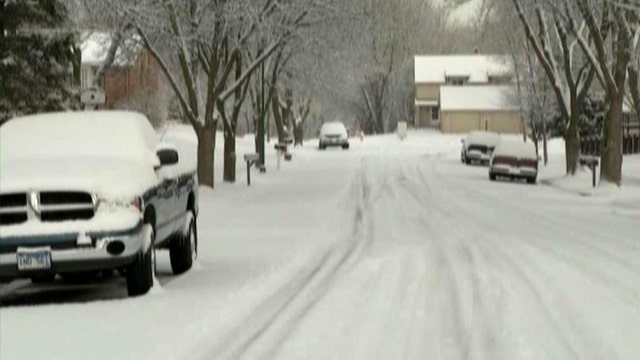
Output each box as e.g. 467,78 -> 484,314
0,111 -> 199,296
319,121 -> 350,150
461,131 -> 501,165
489,139 -> 538,184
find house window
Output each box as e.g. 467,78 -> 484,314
446,76 -> 468,86
431,106 -> 440,121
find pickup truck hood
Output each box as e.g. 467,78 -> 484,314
0,157 -> 160,200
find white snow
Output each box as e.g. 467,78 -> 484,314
0,111 -> 161,200
2,130 -> 639,360
440,85 -> 518,111
464,130 -> 502,147
493,139 -> 537,158
320,121 -> 348,137
414,55 -> 511,84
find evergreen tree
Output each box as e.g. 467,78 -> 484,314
1,0 -> 78,123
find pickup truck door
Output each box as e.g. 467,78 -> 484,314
153,175 -> 178,242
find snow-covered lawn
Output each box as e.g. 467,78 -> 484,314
2,129 -> 639,360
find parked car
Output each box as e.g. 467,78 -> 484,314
489,139 -> 538,184
461,131 -> 501,165
319,121 -> 350,150
0,111 -> 198,296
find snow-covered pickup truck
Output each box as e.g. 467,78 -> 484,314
0,111 -> 198,296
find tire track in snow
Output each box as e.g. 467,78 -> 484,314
420,157 -> 636,359
192,157 -> 385,360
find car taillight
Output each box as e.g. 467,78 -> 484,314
520,159 -> 538,168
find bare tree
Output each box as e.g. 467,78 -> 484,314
571,0 -> 639,185
106,0 -> 313,187
511,0 -> 595,175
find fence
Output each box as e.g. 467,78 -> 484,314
581,135 -> 640,156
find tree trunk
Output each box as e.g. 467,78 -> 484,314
565,99 -> 581,175
223,132 -> 236,182
271,94 -> 286,143
293,122 -> 304,146
600,93 -> 625,185
196,124 -> 216,188
542,120 -> 549,165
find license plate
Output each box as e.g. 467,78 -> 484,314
17,247 -> 52,271
509,168 -> 521,174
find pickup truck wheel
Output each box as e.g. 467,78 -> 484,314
127,225 -> 154,297
489,172 -> 496,181
170,215 -> 197,275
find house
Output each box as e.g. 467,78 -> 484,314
80,32 -> 159,109
414,55 -> 522,134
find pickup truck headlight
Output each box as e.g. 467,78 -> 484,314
99,196 -> 143,212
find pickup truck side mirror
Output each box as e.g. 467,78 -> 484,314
156,147 -> 179,168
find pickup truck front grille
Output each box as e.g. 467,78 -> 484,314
0,193 -> 28,226
0,191 -> 97,225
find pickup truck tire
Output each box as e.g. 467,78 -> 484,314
170,214 -> 197,275
127,225 -> 154,296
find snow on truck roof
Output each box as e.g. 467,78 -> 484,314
1,111 -> 158,163
440,86 -> 518,111
414,55 -> 510,84
0,111 -> 161,199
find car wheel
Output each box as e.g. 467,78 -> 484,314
527,176 -> 537,184
489,172 -> 496,181
342,144 -> 349,150
170,213 -> 197,275
465,158 -> 471,165
127,224 -> 154,297
31,273 -> 56,284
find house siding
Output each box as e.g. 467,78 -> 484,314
416,84 -> 440,101
440,110 -> 521,134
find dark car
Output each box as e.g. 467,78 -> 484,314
489,139 -> 539,184
0,111 -> 199,296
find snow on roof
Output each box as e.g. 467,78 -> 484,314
81,32 -> 142,67
414,55 -> 511,84
440,86 -> 518,111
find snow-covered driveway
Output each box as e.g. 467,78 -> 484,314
2,131 -> 639,360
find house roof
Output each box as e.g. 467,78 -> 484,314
80,31 -> 142,67
414,55 -> 511,84
440,86 -> 518,111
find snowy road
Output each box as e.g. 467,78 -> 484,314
2,131 -> 640,360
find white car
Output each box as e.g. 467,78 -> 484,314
319,121 -> 349,150
461,131 -> 501,165
489,140 -> 539,184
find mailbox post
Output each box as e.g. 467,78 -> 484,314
244,153 -> 260,186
